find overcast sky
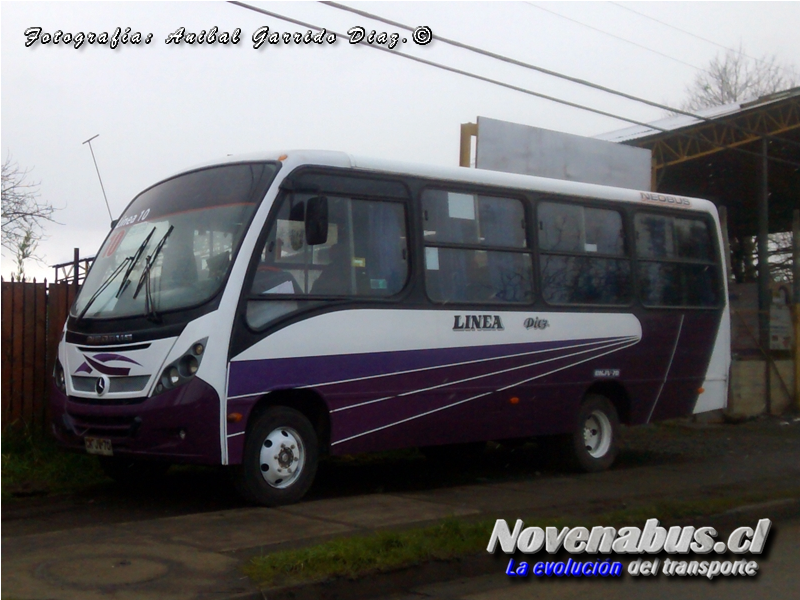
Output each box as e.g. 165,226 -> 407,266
3,1 -> 799,281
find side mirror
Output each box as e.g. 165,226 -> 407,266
287,201 -> 306,251
305,196 -> 329,246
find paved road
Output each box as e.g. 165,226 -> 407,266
2,418 -> 799,600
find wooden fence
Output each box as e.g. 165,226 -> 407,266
1,279 -> 795,434
1,280 -> 77,434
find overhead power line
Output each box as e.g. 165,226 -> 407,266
321,1 -> 800,156
523,2 -> 704,73
610,2 -> 744,51
228,1 -> 800,169
608,1 -> 800,80
229,2 -> 666,128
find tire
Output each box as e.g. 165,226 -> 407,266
98,456 -> 170,487
232,407 -> 318,506
568,395 -> 620,473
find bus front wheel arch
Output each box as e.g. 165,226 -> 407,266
247,390 -> 331,455
232,406 -> 319,506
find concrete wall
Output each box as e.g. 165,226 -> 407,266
728,359 -> 796,417
730,283 -> 796,355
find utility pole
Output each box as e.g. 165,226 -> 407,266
82,134 -> 113,223
757,137 -> 771,415
793,209 -> 799,411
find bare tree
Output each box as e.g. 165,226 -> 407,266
1,153 -> 56,274
769,232 -> 794,284
679,47 -> 797,286
681,45 -> 799,111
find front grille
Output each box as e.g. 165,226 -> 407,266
68,394 -> 147,406
72,375 -> 150,394
65,411 -> 140,438
72,376 -> 96,392
110,376 -> 151,393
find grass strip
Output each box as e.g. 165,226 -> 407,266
1,425 -> 106,498
244,487 -> 800,588
243,518 -> 493,587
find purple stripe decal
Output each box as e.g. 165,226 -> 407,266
75,362 -> 93,375
331,336 -> 638,413
332,337 -> 639,446
320,337 -> 627,393
228,334 -> 640,448
84,355 -> 131,376
91,353 -> 142,366
647,315 -> 684,423
227,336 -> 629,399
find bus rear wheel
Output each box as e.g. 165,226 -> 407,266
233,407 -> 318,506
569,395 -> 620,473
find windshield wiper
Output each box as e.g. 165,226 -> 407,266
116,226 -> 156,298
75,227 -> 157,322
75,256 -> 132,323
133,225 -> 174,321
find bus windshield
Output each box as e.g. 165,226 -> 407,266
73,162 -> 278,320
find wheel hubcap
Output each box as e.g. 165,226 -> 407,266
259,427 -> 305,489
583,410 -> 612,458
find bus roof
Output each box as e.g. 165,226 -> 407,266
180,150 -> 719,216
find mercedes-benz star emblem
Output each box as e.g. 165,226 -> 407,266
95,376 -> 108,396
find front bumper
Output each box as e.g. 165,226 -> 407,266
50,376 -> 222,465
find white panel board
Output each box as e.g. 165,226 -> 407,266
476,117 -> 652,190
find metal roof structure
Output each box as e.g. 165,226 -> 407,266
596,88 -> 800,240
599,89 -> 798,358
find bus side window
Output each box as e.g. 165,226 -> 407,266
635,213 -> 719,307
538,201 -> 630,306
309,197 -> 408,297
247,193 -> 410,328
354,200 -> 407,296
422,189 -> 533,304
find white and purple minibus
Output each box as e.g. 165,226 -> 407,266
51,150 -> 730,505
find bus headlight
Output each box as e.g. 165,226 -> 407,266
154,338 -> 208,396
166,367 -> 181,387
179,354 -> 199,377
54,359 -> 66,393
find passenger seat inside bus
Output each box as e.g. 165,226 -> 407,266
311,242 -> 352,295
161,233 -> 198,288
253,265 -> 301,295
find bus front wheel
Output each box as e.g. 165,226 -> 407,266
233,407 -> 318,506
569,395 -> 620,473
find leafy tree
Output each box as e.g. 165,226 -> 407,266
1,153 -> 56,277
9,228 -> 36,281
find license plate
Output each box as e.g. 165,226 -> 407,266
85,437 -> 113,456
